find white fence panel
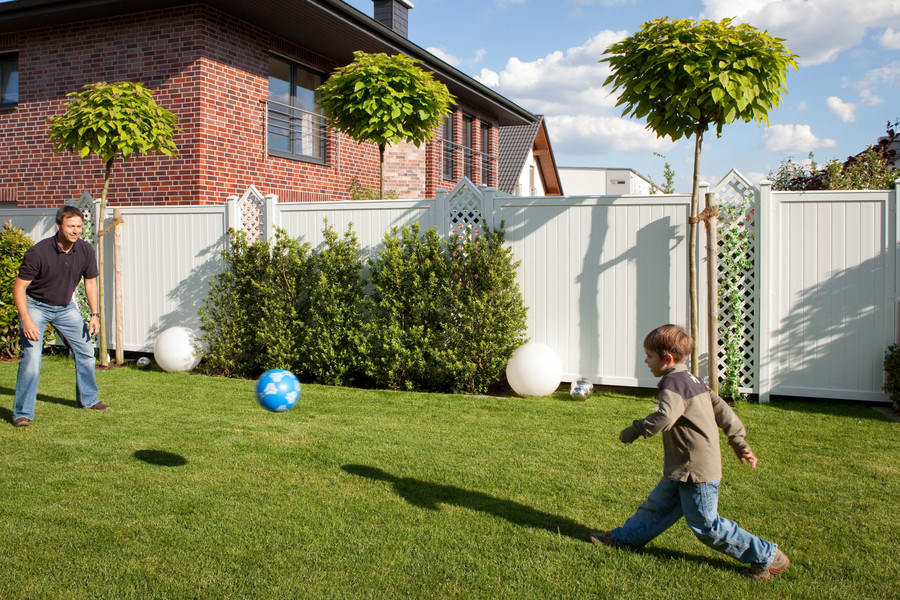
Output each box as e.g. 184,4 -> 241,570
758,183 -> 896,402
102,205 -> 228,352
495,194 -> 694,387
276,199 -> 441,251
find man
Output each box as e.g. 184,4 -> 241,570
12,205 -> 109,427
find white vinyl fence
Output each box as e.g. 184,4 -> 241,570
2,177 -> 897,403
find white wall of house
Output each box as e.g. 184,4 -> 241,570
558,167 -> 653,196
513,150 -> 544,196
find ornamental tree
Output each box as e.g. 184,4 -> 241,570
602,17 -> 797,374
48,81 -> 180,365
318,51 -> 454,200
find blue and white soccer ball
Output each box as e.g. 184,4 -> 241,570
255,369 -> 301,412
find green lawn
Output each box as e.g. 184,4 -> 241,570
2,355 -> 898,600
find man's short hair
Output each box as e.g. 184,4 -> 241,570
56,205 -> 84,226
644,324 -> 693,362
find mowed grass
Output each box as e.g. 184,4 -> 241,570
1,355 -> 898,600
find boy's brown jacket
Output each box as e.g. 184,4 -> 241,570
620,363 -> 750,483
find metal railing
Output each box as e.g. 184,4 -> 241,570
265,98 -> 327,161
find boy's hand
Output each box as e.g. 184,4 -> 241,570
738,447 -> 758,469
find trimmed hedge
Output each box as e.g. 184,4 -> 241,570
199,222 -> 528,394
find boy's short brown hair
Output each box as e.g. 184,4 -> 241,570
644,324 -> 693,362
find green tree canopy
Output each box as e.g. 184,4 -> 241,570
602,17 -> 797,374
318,51 -> 454,199
48,81 -> 180,365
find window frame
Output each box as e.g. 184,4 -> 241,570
463,115 -> 474,180
266,54 -> 327,164
480,122 -> 491,186
0,51 -> 19,109
442,114 -> 455,181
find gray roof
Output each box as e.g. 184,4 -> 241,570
498,117 -> 542,194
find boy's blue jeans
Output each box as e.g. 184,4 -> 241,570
13,298 -> 100,420
610,477 -> 778,568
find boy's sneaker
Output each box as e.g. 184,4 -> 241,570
742,549 -> 790,580
588,531 -> 633,549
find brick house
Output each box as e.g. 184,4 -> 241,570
0,0 -> 542,207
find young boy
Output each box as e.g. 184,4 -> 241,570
589,324 -> 789,580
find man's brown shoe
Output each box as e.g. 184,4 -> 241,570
742,549 -> 790,580
88,401 -> 110,410
13,417 -> 31,427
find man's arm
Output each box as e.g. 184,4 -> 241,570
83,276 -> 100,337
13,278 -> 40,341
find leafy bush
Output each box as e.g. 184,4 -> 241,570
443,224 -> 528,394
883,344 -> 900,411
366,223 -> 451,391
198,229 -> 276,378
200,220 -> 528,394
300,222 -> 369,386
0,221 -> 34,359
256,229 -> 314,374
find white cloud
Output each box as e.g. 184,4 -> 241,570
760,124 -> 837,154
546,115 -> 673,156
475,31 -> 626,115
427,47 -> 460,67
849,60 -> 900,106
701,0 -> 900,66
826,96 -> 856,122
881,27 -> 900,49
428,46 -> 488,69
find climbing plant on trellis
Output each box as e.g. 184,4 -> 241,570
713,170 -> 758,399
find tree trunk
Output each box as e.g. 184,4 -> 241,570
378,144 -> 386,200
688,129 -> 704,376
97,161 -> 112,367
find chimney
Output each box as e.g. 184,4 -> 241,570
373,0 -> 414,38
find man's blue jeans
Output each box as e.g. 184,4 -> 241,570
610,478 -> 778,568
13,298 -> 100,420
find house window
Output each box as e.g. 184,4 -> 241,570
442,115 -> 454,181
480,123 -> 491,185
463,115 -> 474,180
0,52 -> 18,108
267,56 -> 326,162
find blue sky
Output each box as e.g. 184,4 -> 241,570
344,0 -> 900,192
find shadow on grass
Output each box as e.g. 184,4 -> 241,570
134,449 -> 188,467
763,396 -> 895,421
0,384 -> 77,424
343,463 -> 593,542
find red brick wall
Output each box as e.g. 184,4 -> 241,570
0,5 -> 499,207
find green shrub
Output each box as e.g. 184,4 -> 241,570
300,221 -> 368,386
443,224 -> 528,394
200,220 -> 529,395
198,229 -> 275,378
256,229 -> 314,374
0,221 -> 34,359
366,223 -> 452,391
883,344 -> 900,411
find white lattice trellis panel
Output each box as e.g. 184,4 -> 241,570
236,185 -> 267,244
713,170 -> 759,393
445,178 -> 484,234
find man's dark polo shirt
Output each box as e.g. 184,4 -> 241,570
18,236 -> 99,307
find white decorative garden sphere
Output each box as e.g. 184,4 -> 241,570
153,326 -> 202,372
506,342 -> 562,397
